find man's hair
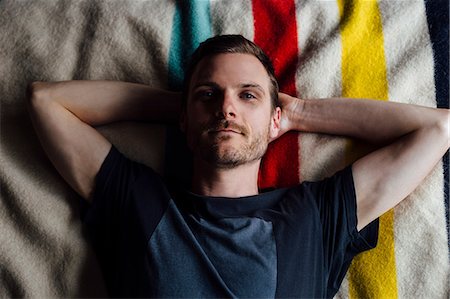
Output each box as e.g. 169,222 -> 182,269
182,34 -> 279,110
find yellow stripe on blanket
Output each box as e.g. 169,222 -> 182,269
337,0 -> 398,298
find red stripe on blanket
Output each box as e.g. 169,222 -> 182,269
253,0 -> 300,189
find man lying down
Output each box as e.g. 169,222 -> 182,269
28,35 -> 450,298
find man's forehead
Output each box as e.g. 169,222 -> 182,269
190,53 -> 271,90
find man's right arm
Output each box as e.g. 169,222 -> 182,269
27,80 -> 181,201
277,93 -> 449,230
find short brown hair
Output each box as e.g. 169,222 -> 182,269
183,35 -> 279,110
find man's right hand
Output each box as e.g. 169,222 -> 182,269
275,92 -> 305,140
27,80 -> 181,201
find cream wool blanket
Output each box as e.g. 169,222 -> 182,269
1,0 -> 448,297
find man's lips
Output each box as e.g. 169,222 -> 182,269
205,120 -> 247,136
211,128 -> 242,134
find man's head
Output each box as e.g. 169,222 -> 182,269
183,35 -> 279,110
181,35 -> 281,169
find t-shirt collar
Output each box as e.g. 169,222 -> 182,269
176,188 -> 288,219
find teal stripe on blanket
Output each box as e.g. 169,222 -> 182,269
165,0 -> 212,188
168,0 -> 212,89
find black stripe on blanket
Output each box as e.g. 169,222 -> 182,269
425,0 -> 449,254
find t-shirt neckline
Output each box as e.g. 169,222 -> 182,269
176,188 -> 288,219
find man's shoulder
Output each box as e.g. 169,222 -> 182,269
92,146 -> 171,207
294,166 -> 354,194
270,165 -> 355,212
99,146 -> 161,181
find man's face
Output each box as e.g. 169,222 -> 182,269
181,53 -> 281,169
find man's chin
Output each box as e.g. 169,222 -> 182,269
198,147 -> 243,168
203,148 -> 262,169
193,133 -> 268,169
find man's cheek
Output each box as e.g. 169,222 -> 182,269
185,122 -> 205,149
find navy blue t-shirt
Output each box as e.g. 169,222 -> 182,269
83,146 -> 378,298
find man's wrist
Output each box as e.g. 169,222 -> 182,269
282,94 -> 306,132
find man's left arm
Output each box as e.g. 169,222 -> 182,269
279,93 -> 450,231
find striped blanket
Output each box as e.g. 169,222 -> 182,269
0,0 -> 448,297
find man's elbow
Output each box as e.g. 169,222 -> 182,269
27,81 -> 54,108
436,109 -> 450,149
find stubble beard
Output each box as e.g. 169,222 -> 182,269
207,130 -> 269,169
192,121 -> 271,169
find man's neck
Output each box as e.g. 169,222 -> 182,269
191,158 -> 260,198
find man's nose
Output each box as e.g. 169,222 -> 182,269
216,90 -> 236,119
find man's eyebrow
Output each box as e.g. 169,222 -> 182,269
193,81 -> 266,95
239,83 -> 266,95
193,81 -> 221,89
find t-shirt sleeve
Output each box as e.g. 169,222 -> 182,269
85,147 -> 153,212
81,146 -> 171,296
306,166 -> 379,295
83,145 -> 170,239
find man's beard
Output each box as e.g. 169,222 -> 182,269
191,119 -> 270,169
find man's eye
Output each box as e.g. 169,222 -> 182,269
197,90 -> 214,100
241,92 -> 256,100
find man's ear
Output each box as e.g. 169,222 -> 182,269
269,107 -> 281,140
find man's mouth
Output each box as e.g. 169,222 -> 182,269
211,128 -> 242,134
206,120 -> 246,136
